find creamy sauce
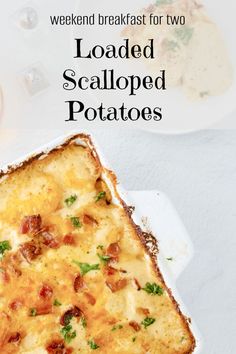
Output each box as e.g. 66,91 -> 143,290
0,143 -> 194,353
123,0 -> 233,100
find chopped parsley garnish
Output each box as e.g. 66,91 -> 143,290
141,317 -> 156,329
81,317 -> 87,328
63,313 -> 73,326
60,324 -> 76,344
73,260 -> 100,276
95,191 -> 106,202
166,257 -> 173,261
0,240 -> 11,259
70,216 -> 82,228
97,253 -> 111,264
174,26 -> 194,45
53,299 -> 62,306
65,194 -> 77,207
88,339 -> 100,350
97,245 -> 104,250
164,39 -> 180,52
111,324 -> 123,331
29,308 -> 37,317
142,282 -> 164,296
132,336 -> 136,342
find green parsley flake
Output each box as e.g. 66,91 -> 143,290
0,240 -> 11,259
70,216 -> 82,228
81,317 -> 87,328
174,26 -> 194,45
97,253 -> 111,264
53,299 -> 62,306
111,324 -> 123,331
95,191 -> 106,202
73,260 -> 100,276
88,339 -> 100,350
97,245 -> 104,250
29,308 -> 37,317
142,282 -> 164,296
141,317 -> 156,329
60,324 -> 76,344
132,336 -> 136,342
164,39 -> 180,52
65,194 -> 77,207
166,257 -> 173,261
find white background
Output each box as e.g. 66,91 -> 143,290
0,0 -> 236,352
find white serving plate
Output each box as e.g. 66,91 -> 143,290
0,132 -> 202,352
73,0 -> 236,133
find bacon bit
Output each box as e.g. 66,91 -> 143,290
8,253 -> 22,277
20,241 -> 42,263
106,242 -> 121,262
9,265 -> 22,277
0,269 -> 10,283
83,214 -> 98,226
73,274 -> 84,292
129,321 -> 141,332
105,278 -> 128,293
46,339 -> 66,353
20,215 -> 42,234
34,303 -> 52,316
137,307 -> 150,316
9,300 -> 23,311
60,306 -> 82,326
104,266 -> 118,276
8,332 -> 21,343
84,292 -> 96,306
39,284 -> 53,300
134,278 -> 142,291
63,234 -> 76,246
40,231 -> 59,249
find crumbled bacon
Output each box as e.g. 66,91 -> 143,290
137,307 -> 150,316
9,300 -> 23,311
8,332 -> 21,343
39,284 -> 53,300
63,234 -> 76,246
0,269 -> 10,283
83,214 -> 98,226
40,231 -> 59,249
34,303 -> 52,316
105,278 -> 128,293
46,339 -> 72,354
60,306 -> 82,326
104,266 -> 118,276
134,278 -> 142,291
106,242 -> 121,261
7,253 -> 22,277
84,292 -> 96,306
20,241 -> 42,263
129,321 -> 141,332
9,264 -> 22,277
73,274 -> 84,292
20,215 -> 42,234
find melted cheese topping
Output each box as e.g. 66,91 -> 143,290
0,143 -> 194,353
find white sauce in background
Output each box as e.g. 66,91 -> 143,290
123,0 -> 233,100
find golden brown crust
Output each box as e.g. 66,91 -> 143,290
0,133 -> 196,353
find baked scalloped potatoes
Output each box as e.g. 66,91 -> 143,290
0,135 -> 195,353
